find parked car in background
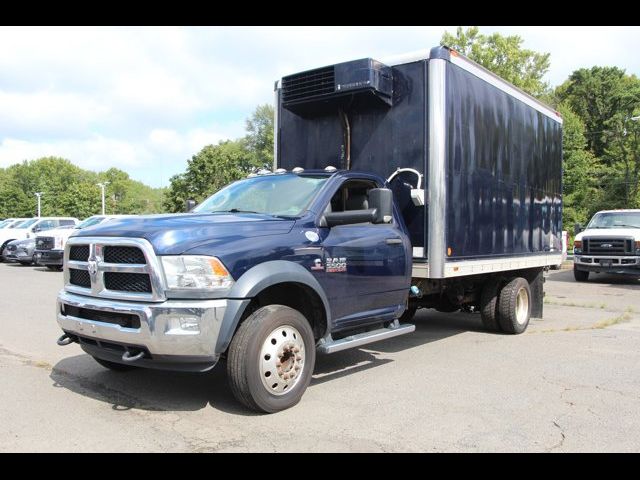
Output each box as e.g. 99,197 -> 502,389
2,238 -> 36,265
0,217 -> 79,262
0,218 -> 30,229
35,215 -> 134,271
573,209 -> 640,281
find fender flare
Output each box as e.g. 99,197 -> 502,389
215,260 -> 332,353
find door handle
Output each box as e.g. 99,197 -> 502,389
386,238 -> 403,245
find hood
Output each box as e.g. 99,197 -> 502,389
36,227 -> 76,239
73,213 -> 296,255
9,238 -> 34,247
576,228 -> 640,241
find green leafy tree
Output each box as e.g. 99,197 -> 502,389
163,140 -> 260,213
558,103 -> 603,230
557,67 -> 640,208
244,104 -> 274,167
57,182 -> 102,218
0,157 -> 166,217
441,27 -> 551,97
0,181 -> 32,217
556,67 -> 640,158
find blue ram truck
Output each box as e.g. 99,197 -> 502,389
56,47 -> 563,412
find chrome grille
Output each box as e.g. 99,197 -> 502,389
103,246 -> 146,264
64,237 -> 165,302
69,245 -> 90,261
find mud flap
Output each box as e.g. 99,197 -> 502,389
528,268 -> 544,319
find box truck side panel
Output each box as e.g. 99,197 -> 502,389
278,60 -> 428,250
444,62 -> 562,261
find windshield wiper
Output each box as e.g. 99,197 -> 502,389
611,224 -> 640,228
212,209 -> 261,214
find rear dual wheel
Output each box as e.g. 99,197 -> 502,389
480,277 -> 531,334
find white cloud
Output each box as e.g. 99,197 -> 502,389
0,119 -> 246,187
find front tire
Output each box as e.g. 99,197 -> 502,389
574,266 -> 589,282
498,277 -> 531,334
227,305 -> 316,413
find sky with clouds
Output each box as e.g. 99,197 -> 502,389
1,26 -> 639,188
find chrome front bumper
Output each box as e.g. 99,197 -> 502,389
57,290 -> 228,370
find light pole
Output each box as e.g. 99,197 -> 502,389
96,182 -> 110,215
34,192 -> 43,217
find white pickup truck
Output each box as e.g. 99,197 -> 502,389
573,209 -> 640,281
35,215 -> 133,270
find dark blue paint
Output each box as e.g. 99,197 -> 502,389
278,61 -> 427,250
445,63 -> 563,258
74,171 -> 412,331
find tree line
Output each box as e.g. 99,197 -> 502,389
0,158 -> 165,218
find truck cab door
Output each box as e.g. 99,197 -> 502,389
317,179 -> 410,331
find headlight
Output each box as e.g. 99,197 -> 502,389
574,240 -> 582,253
160,256 -> 233,291
54,237 -> 63,250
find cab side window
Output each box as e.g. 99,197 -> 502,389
35,220 -> 56,231
326,180 -> 377,214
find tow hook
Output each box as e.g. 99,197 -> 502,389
122,349 -> 145,362
57,333 -> 75,346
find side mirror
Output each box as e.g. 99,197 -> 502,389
574,222 -> 583,236
320,187 -> 394,227
32,226 -> 41,233
368,188 -> 393,224
185,199 -> 197,212
321,209 -> 376,227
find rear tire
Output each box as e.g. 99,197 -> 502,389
498,277 -> 531,334
227,305 -> 316,413
480,277 -> 502,332
574,266 -> 589,282
93,357 -> 136,372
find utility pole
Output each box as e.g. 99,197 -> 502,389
34,192 -> 43,217
96,182 -> 110,215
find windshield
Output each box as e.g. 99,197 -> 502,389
587,212 -> 640,229
193,174 -> 328,217
16,218 -> 37,228
76,216 -> 105,229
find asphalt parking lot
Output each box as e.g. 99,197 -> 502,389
1,261 -> 639,452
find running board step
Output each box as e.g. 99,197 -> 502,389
318,323 -> 415,354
